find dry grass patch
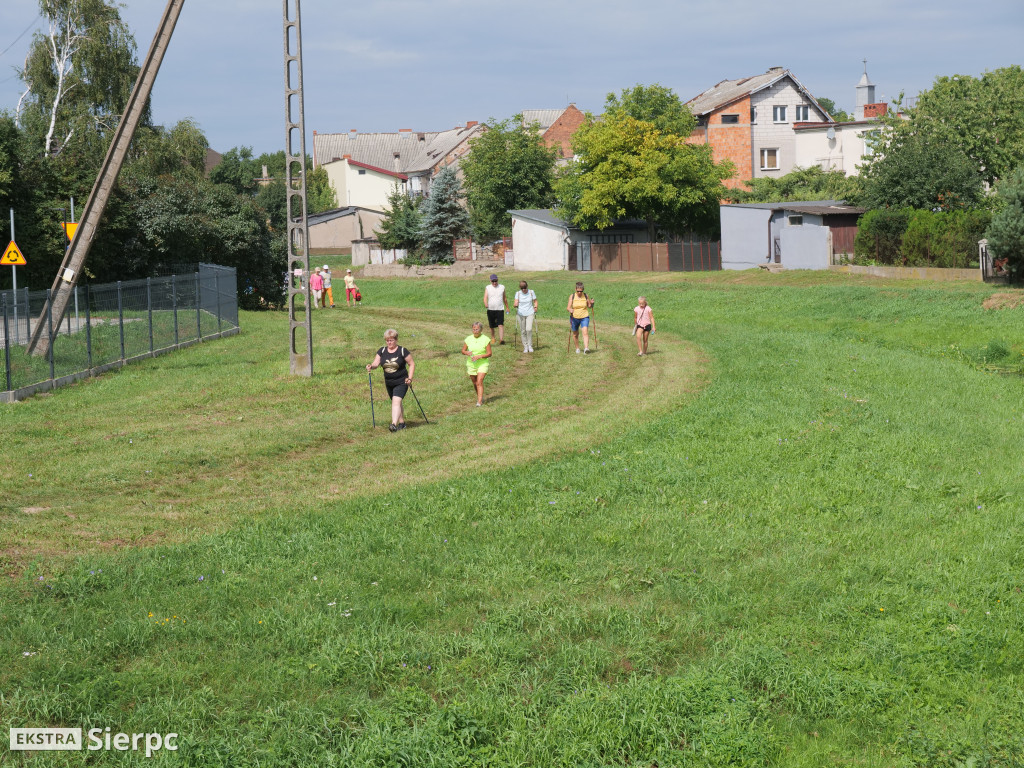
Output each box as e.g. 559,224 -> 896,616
982,291 -> 1024,310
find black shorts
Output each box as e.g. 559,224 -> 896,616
385,381 -> 408,399
487,309 -> 504,329
637,323 -> 652,333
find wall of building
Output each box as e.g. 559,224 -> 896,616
308,210 -> 387,253
543,105 -> 586,159
794,123 -> 877,176
510,218 -> 566,271
750,80 -> 828,179
780,225 -> 830,269
688,95 -> 753,188
322,160 -> 404,212
720,206 -> 772,269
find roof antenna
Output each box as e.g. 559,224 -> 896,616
863,58 -> 868,75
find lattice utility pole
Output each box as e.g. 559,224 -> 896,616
28,0 -> 185,356
283,0 -> 313,376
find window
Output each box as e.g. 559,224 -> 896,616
761,148 -> 779,170
862,129 -> 880,158
788,215 -> 803,226
357,169 -> 366,175
721,113 -> 739,124
773,105 -> 787,123
795,105 -> 809,121
751,106 -> 757,124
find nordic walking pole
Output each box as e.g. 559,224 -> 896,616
368,372 -> 376,428
408,383 -> 429,424
534,313 -> 539,349
513,315 -> 518,350
590,305 -> 598,350
567,320 -> 572,353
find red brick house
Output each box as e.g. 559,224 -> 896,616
522,105 -> 586,160
686,67 -> 833,189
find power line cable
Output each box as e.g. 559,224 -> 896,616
0,18 -> 39,60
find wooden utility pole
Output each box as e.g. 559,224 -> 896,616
28,0 -> 185,356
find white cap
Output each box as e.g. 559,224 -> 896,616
323,264 -> 330,270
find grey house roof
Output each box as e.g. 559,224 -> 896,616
509,209 -> 650,231
314,124 -> 484,176
306,206 -> 384,226
725,200 -> 864,215
687,67 -> 832,121
521,109 -> 564,132
509,209 -> 569,228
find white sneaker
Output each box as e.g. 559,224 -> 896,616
575,348 -> 581,354
528,346 -> 534,353
583,348 -> 590,354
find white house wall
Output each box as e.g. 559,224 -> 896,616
721,206 -> 772,269
322,160 -> 404,212
511,218 -> 566,271
750,80 -> 828,179
794,124 -> 877,176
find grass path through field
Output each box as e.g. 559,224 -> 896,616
1,306 -> 706,567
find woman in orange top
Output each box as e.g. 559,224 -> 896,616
566,282 -> 594,354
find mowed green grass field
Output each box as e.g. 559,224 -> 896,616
1,270 -> 1023,767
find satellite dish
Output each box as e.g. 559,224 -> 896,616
826,127 -> 836,140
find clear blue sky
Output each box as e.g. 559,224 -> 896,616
2,0 -> 1022,156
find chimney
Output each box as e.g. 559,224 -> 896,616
466,120 -> 478,128
399,128 -> 412,139
863,103 -> 888,118
343,154 -> 351,160
768,66 -> 784,73
348,129 -> 357,140
393,151 -> 401,172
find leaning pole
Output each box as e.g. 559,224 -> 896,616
28,0 -> 186,356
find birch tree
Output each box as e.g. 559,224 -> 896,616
17,0 -> 138,158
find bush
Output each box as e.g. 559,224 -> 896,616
855,208 -> 989,268
985,165 -> 1024,279
854,209 -> 909,264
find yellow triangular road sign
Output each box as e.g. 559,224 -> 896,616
2,240 -> 26,266
63,222 -> 79,242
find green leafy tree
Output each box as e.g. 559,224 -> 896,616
127,119 -> 209,181
209,147 -> 261,193
376,183 -> 422,251
461,116 -> 556,243
816,97 -> 850,122
211,148 -> 335,230
418,165 -> 469,263
860,67 -> 1024,204
860,115 -> 983,210
985,165 -> 1024,278
555,85 -> 733,239
0,117 -> 18,208
17,0 -> 140,159
306,165 -> 337,214
97,171 -> 283,308
912,67 -> 1024,186
734,166 -> 863,204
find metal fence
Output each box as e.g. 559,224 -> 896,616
2,264 -> 238,402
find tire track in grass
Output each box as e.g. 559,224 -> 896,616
1,308 -> 710,564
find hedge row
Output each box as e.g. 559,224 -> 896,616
852,208 -> 991,268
